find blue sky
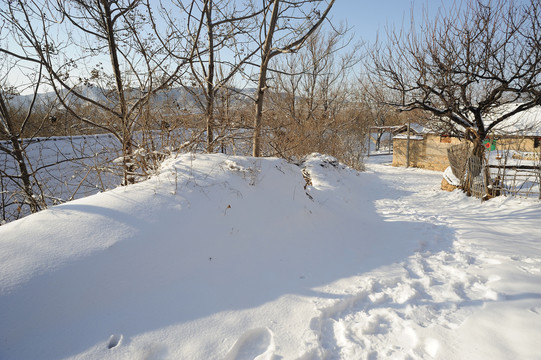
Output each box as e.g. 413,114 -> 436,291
330,0 -> 436,43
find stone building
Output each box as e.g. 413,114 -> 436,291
392,105 -> 541,171
393,133 -> 467,171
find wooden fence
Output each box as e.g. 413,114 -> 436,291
448,143 -> 541,199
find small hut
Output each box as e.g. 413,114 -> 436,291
392,105 -> 541,171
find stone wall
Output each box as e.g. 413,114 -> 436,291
393,135 -> 468,171
394,134 -> 540,171
423,134 -> 467,171
494,137 -> 538,152
392,137 -> 425,168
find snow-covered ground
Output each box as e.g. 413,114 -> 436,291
0,134 -> 123,222
0,131 -> 197,223
0,153 -> 540,360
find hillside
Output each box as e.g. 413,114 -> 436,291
1,154 -> 540,359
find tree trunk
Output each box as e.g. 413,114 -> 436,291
252,0 -> 280,157
0,93 -> 40,213
464,127 -> 491,197
101,0 -> 133,184
206,0 -> 215,153
9,136 -> 40,213
252,84 -> 266,157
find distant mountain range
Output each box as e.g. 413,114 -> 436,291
6,85 -> 257,113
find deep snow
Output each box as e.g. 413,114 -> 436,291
0,153 -> 540,360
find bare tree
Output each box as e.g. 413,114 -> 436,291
368,0 -> 541,154
0,83 -> 45,215
357,77 -> 417,151
0,4 -> 59,218
250,0 -> 336,157
165,0 -> 262,153
268,26 -> 362,161
1,0 -> 186,185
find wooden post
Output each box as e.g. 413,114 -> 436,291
367,128 -> 371,157
387,127 -> 391,155
406,122 -> 411,168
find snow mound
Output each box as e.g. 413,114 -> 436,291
1,153 -> 540,360
443,166 -> 461,186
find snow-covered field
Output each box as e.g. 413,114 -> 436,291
0,153 -> 540,359
0,134 -> 123,222
0,131 -> 199,223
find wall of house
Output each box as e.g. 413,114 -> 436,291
494,137 -> 539,152
393,134 -> 467,171
392,138 -> 426,169
424,134 -> 467,171
394,134 -> 541,171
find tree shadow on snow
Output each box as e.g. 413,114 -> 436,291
0,167 -> 458,360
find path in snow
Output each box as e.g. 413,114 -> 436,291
305,160 -> 541,360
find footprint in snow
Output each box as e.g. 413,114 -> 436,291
423,337 -> 440,357
529,307 -> 541,315
517,265 -> 541,275
224,328 -> 274,360
107,334 -> 123,349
